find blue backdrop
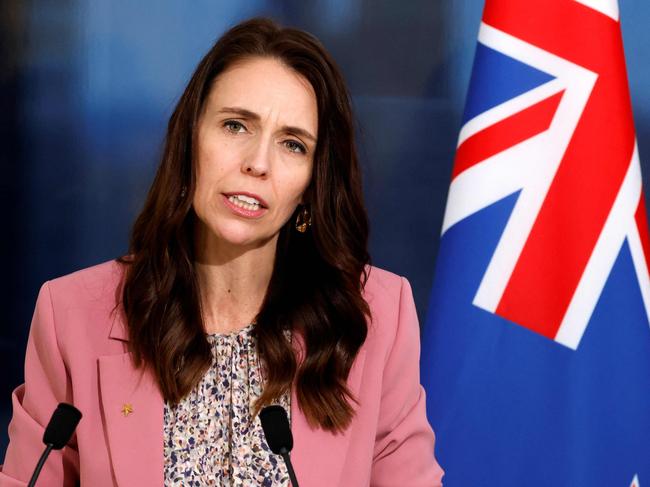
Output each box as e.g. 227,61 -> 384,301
1,0 -> 648,459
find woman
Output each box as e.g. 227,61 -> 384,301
1,17 -> 444,486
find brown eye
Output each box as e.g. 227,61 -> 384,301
223,120 -> 246,133
285,140 -> 307,154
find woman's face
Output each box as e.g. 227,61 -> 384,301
193,56 -> 318,255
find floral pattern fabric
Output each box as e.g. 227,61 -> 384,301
163,323 -> 291,486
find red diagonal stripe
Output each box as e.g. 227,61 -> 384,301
635,194 -> 650,273
496,69 -> 635,339
452,91 -> 564,180
483,0 -> 620,73
487,0 -> 636,339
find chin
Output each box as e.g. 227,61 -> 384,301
213,224 -> 275,248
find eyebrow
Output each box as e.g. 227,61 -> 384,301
216,106 -> 317,143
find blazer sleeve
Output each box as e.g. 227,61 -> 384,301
370,276 -> 444,487
0,282 -> 80,487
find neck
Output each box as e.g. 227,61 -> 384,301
194,231 -> 277,335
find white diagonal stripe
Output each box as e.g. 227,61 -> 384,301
573,0 -> 619,21
555,143 -> 641,349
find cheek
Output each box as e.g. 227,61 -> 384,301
282,169 -> 312,204
195,148 -> 231,192
193,165 -> 223,217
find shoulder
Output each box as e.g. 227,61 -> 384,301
362,264 -> 412,321
361,264 -> 418,355
45,258 -> 125,311
363,264 -> 404,293
47,258 -> 124,296
35,259 -> 126,354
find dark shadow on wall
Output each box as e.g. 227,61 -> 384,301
0,0 -> 29,460
0,0 -> 98,457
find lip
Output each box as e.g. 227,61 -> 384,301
221,194 -> 268,219
222,191 -> 268,208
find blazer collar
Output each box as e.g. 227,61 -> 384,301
99,312 -> 366,487
108,309 -> 128,341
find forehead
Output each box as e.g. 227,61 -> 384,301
206,57 -> 318,130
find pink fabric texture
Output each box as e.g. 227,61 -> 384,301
0,259 -> 444,486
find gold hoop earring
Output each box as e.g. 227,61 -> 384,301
295,205 -> 312,233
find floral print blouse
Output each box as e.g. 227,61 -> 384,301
163,323 -> 291,486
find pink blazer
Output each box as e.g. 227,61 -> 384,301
0,259 -> 444,486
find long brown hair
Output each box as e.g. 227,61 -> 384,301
117,17 -> 370,432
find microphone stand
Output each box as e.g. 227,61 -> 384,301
279,446 -> 299,487
27,444 -> 54,487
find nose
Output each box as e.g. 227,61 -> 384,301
242,136 -> 271,178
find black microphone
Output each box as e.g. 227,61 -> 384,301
259,405 -> 300,487
28,403 -> 82,487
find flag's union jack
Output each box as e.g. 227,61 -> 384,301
423,1 -> 650,484
444,0 -> 650,349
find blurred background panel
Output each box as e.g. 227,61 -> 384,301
1,0 -> 648,456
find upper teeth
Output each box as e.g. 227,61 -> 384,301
229,194 -> 262,206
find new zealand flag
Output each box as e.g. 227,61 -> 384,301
422,1 -> 650,485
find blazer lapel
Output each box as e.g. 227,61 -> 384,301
290,335 -> 367,487
98,312 -> 164,486
98,312 -> 367,487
